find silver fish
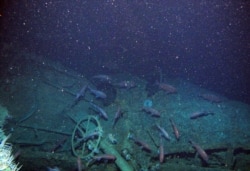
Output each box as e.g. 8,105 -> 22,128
75,85 -> 88,101
156,124 -> 171,141
89,102 -> 108,120
112,106 -> 122,128
88,87 -> 107,99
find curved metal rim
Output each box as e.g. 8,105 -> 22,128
71,116 -> 102,159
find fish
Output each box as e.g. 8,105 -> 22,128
156,124 -> 171,141
189,140 -> 209,163
47,167 -> 60,171
75,85 -> 88,101
114,80 -> 136,89
92,74 -> 112,83
89,102 -> 108,120
73,131 -> 100,147
93,154 -> 117,162
156,82 -> 177,94
128,133 -> 152,153
142,107 -> 161,117
80,131 -> 100,142
87,154 -> 116,166
77,157 -> 83,171
190,111 -> 214,119
112,106 -> 123,128
159,136 -> 164,163
71,85 -> 88,108
169,118 -> 180,140
88,86 -> 107,99
199,93 -> 222,103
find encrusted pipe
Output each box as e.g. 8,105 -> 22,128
100,139 -> 134,171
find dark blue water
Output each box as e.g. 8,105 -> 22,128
1,1 -> 249,104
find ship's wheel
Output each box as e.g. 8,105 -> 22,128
71,116 -> 102,160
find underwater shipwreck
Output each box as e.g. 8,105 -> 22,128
0,0 -> 249,170
0,50 -> 250,171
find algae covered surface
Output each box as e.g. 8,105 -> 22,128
0,53 -> 249,171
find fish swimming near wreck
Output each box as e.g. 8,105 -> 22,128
169,118 -> 180,140
47,167 -> 60,171
88,86 -> 107,99
156,82 -> 177,94
142,106 -> 161,117
199,93 -> 222,103
190,111 -> 214,119
75,85 -> 88,101
89,102 -> 108,120
93,154 -> 116,162
189,140 -> 209,163
71,85 -> 88,108
159,136 -> 164,163
156,124 -> 171,141
79,131 -> 100,142
112,106 -> 123,128
128,133 -> 152,153
77,157 -> 84,171
87,154 -> 116,166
